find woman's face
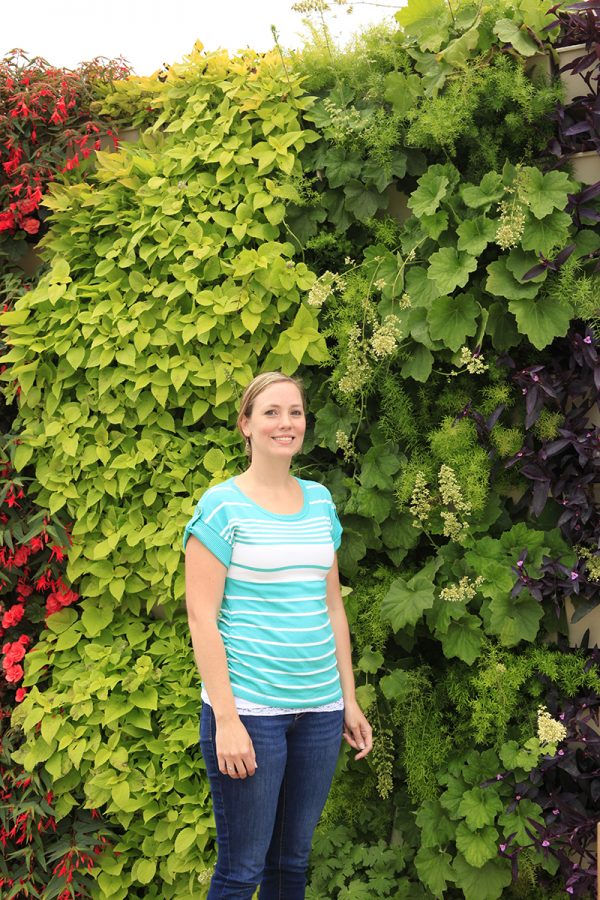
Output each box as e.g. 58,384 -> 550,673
241,382 -> 306,462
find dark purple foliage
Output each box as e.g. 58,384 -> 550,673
511,554 -> 598,623
544,2 -> 600,55
544,1 -> 600,209
500,687 -> 600,898
503,329 -> 600,624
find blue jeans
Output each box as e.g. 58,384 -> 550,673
200,703 -> 344,899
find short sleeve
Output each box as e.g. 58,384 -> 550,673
182,491 -> 234,567
326,489 -> 343,551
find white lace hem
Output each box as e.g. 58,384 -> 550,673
201,687 -> 344,716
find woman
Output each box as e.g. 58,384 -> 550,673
183,371 -> 372,900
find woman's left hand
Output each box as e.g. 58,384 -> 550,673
343,699 -> 373,760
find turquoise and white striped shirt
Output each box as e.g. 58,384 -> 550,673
183,476 -> 343,709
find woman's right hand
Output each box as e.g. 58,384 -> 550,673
215,716 -> 257,779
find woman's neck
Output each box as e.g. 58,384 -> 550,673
238,459 -> 294,491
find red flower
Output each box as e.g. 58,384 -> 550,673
16,579 -> 34,599
13,546 -> 30,567
4,663 -> 24,683
21,217 -> 39,235
2,604 -> 24,628
35,570 -> 53,590
63,153 -> 79,171
15,687 -> 27,702
0,211 -> 15,232
19,197 -> 38,215
45,595 -> 62,615
3,640 -> 26,664
49,545 -> 66,563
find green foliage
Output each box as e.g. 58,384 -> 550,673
12,611 -> 215,897
544,252 -> 600,329
446,642 -> 600,748
307,826 -> 414,899
91,72 -> 166,129
429,417 -> 490,514
3,0 -> 600,895
404,54 -> 560,178
2,45 -> 328,896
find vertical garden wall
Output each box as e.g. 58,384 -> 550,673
1,0 -> 599,897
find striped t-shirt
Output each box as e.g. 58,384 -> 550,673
182,476 -> 343,709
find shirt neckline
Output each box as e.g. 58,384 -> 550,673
230,476 -> 308,521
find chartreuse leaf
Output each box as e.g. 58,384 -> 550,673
427,248 -> 477,294
521,210 -> 572,257
414,846 -> 455,898
395,0 -> 452,51
384,72 -> 423,116
381,573 -> 436,630
81,604 -> 114,638
7,47 -> 329,894
174,827 -> 197,854
493,18 -> 538,55
458,787 -> 504,830
499,737 -> 545,773
486,259 -> 540,300
498,799 -> 544,846
483,589 -> 544,646
452,855 -> 512,900
508,295 -> 572,350
131,858 -> 156,885
457,216 -> 497,255
427,293 -> 479,351
522,168 -> 573,218
405,266 -> 440,307
408,171 -> 450,217
455,822 -> 499,867
265,304 -> 328,369
461,173 -> 504,209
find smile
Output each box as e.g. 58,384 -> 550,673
272,436 -> 294,443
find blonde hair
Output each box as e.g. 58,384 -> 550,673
237,372 -> 305,459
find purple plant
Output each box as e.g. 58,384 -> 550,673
501,688 -> 600,898
511,552 -> 598,623
502,329 -> 600,624
545,1 -> 600,55
543,2 -> 600,195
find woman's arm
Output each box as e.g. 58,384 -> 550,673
326,555 -> 373,760
185,535 -> 257,778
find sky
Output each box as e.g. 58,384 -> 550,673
2,1 -> 402,76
